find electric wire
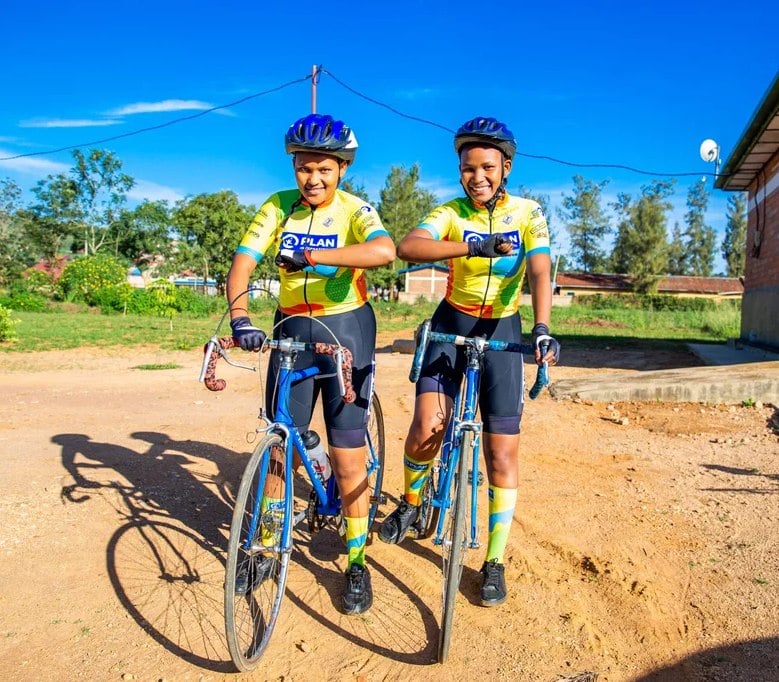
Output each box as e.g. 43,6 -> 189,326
3,67 -> 723,178
0,75 -> 311,161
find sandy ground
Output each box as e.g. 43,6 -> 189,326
1,334 -> 778,682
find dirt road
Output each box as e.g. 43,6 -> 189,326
1,339 -> 777,681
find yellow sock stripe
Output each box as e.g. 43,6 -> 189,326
403,454 -> 432,506
345,515 -> 369,567
486,486 -> 517,563
260,496 -> 284,547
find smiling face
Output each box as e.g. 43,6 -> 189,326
292,152 -> 347,206
458,145 -> 512,204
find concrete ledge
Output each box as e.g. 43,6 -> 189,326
551,361 -> 779,404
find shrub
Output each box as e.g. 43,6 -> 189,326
574,293 -> 733,313
0,291 -> 49,311
57,254 -> 127,305
0,304 -> 18,341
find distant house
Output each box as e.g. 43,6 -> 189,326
556,273 -> 743,299
397,264 -> 448,303
716,72 -> 779,351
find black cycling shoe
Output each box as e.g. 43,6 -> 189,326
342,563 -> 373,615
378,496 -> 420,544
234,554 -> 275,596
479,559 -> 507,606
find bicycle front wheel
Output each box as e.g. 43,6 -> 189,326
438,430 -> 471,663
366,392 -> 386,529
224,433 -> 290,672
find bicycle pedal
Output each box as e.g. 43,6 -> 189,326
468,469 -> 485,486
369,493 -> 387,505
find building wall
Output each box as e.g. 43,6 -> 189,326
401,269 -> 448,303
742,152 -> 779,349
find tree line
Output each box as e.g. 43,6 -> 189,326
548,175 -> 747,292
0,149 -> 747,296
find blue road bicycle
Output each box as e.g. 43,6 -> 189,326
199,322 -> 385,672
407,319 -> 550,663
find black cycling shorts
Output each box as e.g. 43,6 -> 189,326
416,300 -> 525,435
265,304 -> 376,449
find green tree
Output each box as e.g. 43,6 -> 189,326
110,200 -> 172,263
340,178 -> 372,203
667,221 -> 687,275
69,149 -> 135,256
683,179 -> 716,276
558,175 -> 611,273
377,164 -> 438,267
721,193 -> 747,277
27,173 -> 80,262
172,191 -> 253,293
0,179 -> 37,285
613,180 -> 674,293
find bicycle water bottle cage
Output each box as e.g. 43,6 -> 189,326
409,319 -> 432,383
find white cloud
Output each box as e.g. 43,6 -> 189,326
107,99 -> 218,116
19,118 -> 122,128
128,179 -> 185,204
0,149 -> 69,175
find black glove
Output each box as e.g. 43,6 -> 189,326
230,316 -> 266,351
531,323 -> 561,364
467,233 -> 511,258
274,248 -> 314,273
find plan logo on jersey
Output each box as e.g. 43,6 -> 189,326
280,232 -> 338,250
463,229 -> 520,248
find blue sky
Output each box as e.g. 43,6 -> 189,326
2,0 -> 778,272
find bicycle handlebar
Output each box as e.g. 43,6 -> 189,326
200,336 -> 356,403
409,319 -> 551,399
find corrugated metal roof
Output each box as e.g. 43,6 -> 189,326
716,72 -> 779,191
557,272 -> 743,295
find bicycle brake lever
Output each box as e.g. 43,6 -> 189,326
334,347 -> 346,397
198,337 -> 218,383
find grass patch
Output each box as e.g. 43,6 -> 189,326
1,297 -> 741,353
132,362 -> 182,370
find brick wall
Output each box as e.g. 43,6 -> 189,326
742,150 -> 779,349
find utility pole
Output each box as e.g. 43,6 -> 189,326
311,65 -> 321,113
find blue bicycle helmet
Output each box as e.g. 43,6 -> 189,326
284,113 -> 358,164
454,116 -> 516,159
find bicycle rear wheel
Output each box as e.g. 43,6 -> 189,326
225,433 -> 290,672
414,459 -> 440,539
438,430 -> 471,663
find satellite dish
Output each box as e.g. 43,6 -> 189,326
699,139 -> 719,163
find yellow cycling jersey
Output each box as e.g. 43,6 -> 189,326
418,193 -> 551,319
236,189 -> 389,316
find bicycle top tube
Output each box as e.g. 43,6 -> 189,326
425,331 -> 533,356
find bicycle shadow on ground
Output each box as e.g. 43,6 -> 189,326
631,635 -> 779,680
53,431 -> 248,673
285,530 -> 440,665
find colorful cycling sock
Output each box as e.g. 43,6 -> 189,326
345,515 -> 368,567
403,454 -> 432,506
485,486 -> 517,563
260,496 -> 284,547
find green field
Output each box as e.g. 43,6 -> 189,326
1,298 -> 740,353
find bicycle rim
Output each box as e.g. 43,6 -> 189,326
438,430 -> 471,663
366,392 -> 386,529
224,433 -> 290,672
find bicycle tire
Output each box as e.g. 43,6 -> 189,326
224,433 -> 290,672
366,392 -> 386,529
438,430 -> 471,663
414,460 -> 440,539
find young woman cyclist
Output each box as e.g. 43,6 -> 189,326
378,116 -> 561,606
225,113 -> 396,615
